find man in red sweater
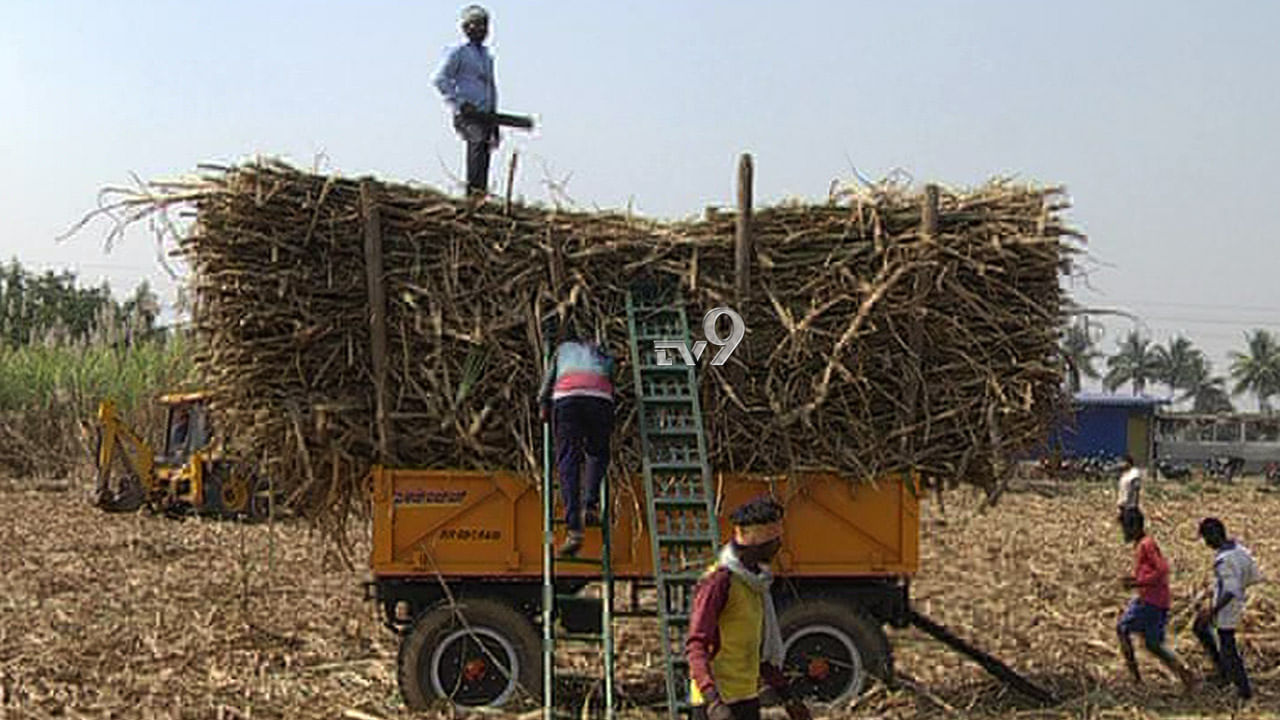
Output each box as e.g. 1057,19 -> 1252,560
1116,508 -> 1196,692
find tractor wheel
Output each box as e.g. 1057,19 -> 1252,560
202,463 -> 253,518
398,598 -> 540,711
779,598 -> 891,706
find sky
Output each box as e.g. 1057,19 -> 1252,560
3,0 -> 1278,401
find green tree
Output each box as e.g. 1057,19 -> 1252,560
1229,329 -> 1280,412
1153,335 -> 1205,394
0,258 -> 151,348
121,279 -> 161,343
1181,355 -> 1233,414
1060,320 -> 1102,393
1105,331 -> 1161,396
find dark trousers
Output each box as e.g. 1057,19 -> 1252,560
692,699 -> 760,720
1194,620 -> 1252,699
554,396 -> 613,531
454,116 -> 493,195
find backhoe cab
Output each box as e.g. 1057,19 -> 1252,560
94,392 -> 271,520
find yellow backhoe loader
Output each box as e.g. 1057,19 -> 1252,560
94,391 -> 271,520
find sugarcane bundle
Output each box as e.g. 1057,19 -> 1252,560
95,159 -> 1081,524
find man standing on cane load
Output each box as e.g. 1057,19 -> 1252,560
686,498 -> 810,720
538,323 -> 616,558
433,5 -> 499,200
1193,517 -> 1261,701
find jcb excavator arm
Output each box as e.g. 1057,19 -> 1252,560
96,399 -> 158,503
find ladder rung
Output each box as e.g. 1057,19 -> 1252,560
657,534 -> 717,545
639,364 -> 693,372
650,462 -> 704,471
653,497 -> 708,507
639,397 -> 696,405
644,427 -> 700,436
560,632 -> 605,643
661,571 -> 707,583
555,671 -> 610,683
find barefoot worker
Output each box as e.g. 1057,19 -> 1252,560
1116,508 -> 1196,692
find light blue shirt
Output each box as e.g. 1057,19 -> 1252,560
433,42 -> 496,113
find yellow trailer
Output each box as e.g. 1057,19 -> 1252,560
366,467 -> 919,709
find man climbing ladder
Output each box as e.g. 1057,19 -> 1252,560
540,322 -> 618,719
538,321 -> 618,557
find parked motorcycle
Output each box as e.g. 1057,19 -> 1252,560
1204,455 -> 1245,484
1156,458 -> 1192,481
1264,461 -> 1280,486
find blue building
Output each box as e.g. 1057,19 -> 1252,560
1043,393 -> 1168,466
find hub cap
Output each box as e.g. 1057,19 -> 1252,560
429,626 -> 519,706
783,624 -> 863,702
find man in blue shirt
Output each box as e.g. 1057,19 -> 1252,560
433,5 -> 499,200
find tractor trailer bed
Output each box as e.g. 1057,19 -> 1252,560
366,467 -> 920,709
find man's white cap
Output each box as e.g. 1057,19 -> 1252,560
461,5 -> 488,24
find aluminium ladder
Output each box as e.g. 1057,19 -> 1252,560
625,282 -> 722,720
541,338 -> 617,720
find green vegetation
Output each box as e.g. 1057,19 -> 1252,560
0,259 -> 190,478
0,336 -> 192,416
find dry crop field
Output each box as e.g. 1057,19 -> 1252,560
2,476 -> 1277,720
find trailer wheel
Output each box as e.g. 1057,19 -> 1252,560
398,598 -> 539,710
779,599 -> 890,704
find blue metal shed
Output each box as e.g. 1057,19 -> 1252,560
1043,393 -> 1168,465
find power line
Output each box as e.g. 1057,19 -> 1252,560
1079,296 -> 1280,314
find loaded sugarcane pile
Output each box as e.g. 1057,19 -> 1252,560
122,159 -> 1079,521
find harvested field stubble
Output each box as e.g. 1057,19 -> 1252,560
4,479 -> 1277,719
87,160 -> 1080,532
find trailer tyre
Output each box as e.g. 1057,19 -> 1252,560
779,599 -> 890,705
398,598 -> 539,711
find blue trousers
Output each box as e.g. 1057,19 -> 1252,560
554,396 -> 613,531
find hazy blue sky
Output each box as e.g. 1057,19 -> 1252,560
3,1 -> 1278,397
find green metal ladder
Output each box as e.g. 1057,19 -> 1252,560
541,341 -> 617,720
625,282 -> 722,720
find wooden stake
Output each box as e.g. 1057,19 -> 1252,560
900,184 -> 939,464
505,151 -> 519,215
735,153 -> 753,310
361,180 -> 392,463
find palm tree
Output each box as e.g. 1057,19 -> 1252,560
1060,321 -> 1102,393
1181,355 -> 1233,414
1153,335 -> 1205,394
1229,329 -> 1280,411
1105,331 -> 1161,395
